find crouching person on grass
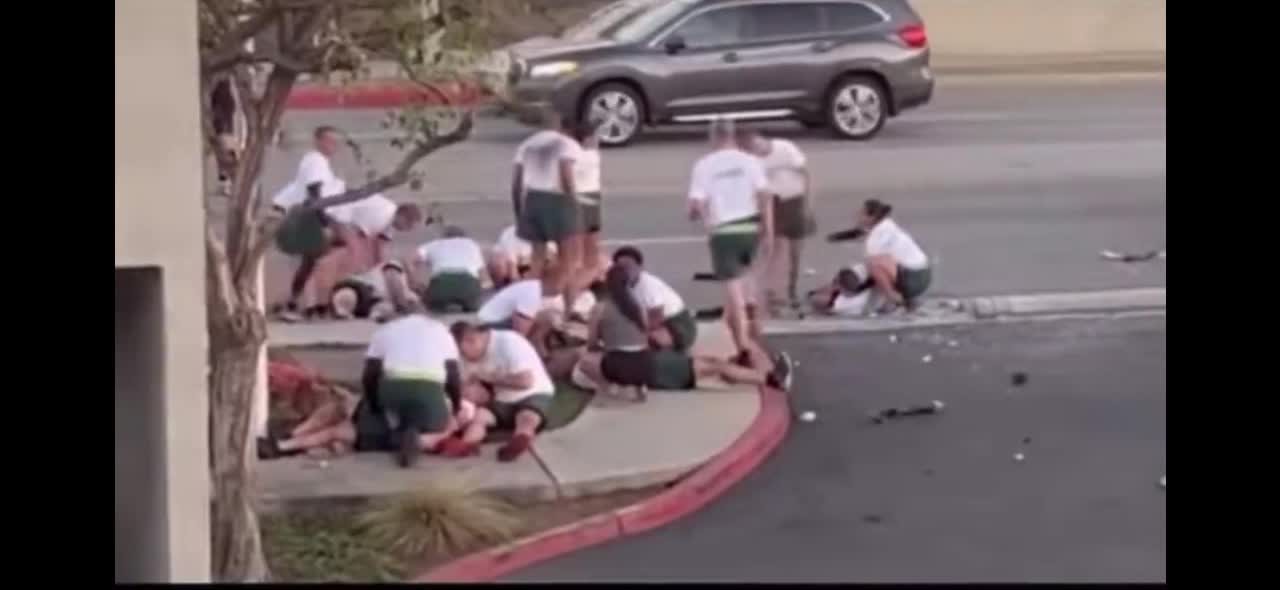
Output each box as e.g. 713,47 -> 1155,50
450,322 -> 556,462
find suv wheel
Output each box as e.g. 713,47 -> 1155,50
581,83 -> 645,147
825,75 -> 887,140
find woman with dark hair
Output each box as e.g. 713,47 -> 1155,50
579,264 -> 654,401
858,199 -> 931,310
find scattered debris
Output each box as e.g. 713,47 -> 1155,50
861,514 -> 884,524
1100,249 -> 1165,263
1022,436 -> 1032,445
319,460 -> 330,469
921,354 -> 933,364
1159,475 -> 1166,489
870,400 -> 945,424
888,334 -> 898,343
1011,372 -> 1029,387
1013,452 -> 1026,462
804,267 -> 818,276
947,340 -> 959,348
799,411 -> 817,423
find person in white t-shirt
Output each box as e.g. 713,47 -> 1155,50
486,224 -> 557,289
568,121 -> 610,294
741,130 -> 815,312
271,127 -> 347,319
476,276 -> 549,335
687,119 -> 774,357
857,199 -> 931,310
413,226 -> 488,312
271,126 -> 343,213
329,259 -> 421,321
611,246 -> 699,352
512,111 -> 586,315
448,323 -> 557,462
361,313 -> 467,468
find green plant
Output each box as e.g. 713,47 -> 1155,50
359,481 -> 523,559
262,510 -> 405,583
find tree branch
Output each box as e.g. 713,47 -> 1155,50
206,225 -> 241,324
201,0 -> 280,76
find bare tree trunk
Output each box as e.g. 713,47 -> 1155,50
206,259 -> 270,583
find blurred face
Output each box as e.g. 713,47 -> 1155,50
741,133 -> 769,156
392,208 -> 420,232
858,207 -> 877,229
458,331 -> 490,362
315,131 -> 341,157
613,256 -> 641,284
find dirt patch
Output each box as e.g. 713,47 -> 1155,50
263,484 -> 663,583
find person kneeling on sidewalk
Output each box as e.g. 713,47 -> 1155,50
413,226 -> 488,313
449,322 -> 556,462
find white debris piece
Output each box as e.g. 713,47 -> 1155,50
799,411 -> 817,423
947,340 -> 959,348
1159,475 -> 1165,489
889,334 -> 898,343
921,354 -> 933,364
1013,453 -> 1026,462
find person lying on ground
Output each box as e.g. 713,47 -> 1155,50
575,334 -> 795,394
855,198 -> 932,311
487,224 -> 556,289
807,264 -> 879,317
329,260 -> 420,321
577,265 -> 653,401
412,225 -> 488,313
449,322 -> 558,462
611,246 -> 699,352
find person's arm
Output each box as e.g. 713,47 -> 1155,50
444,359 -> 462,412
757,189 -> 775,255
510,164 -> 525,220
511,313 -> 535,337
585,303 -> 605,351
481,369 -> 535,391
688,172 -> 710,228
361,358 -> 385,415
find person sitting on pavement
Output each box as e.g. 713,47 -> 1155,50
412,225 -> 488,313
611,246 -> 699,352
449,322 -> 558,462
575,265 -> 654,402
329,259 -> 421,322
487,224 -> 556,289
855,199 -> 931,312
807,263 -> 879,317
361,308 -> 467,467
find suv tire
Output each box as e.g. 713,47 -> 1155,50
825,75 -> 888,141
580,83 -> 646,147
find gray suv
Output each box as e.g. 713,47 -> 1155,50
507,0 -> 934,146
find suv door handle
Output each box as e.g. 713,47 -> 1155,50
722,51 -> 739,63
811,40 -> 836,53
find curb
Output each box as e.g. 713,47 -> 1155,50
414,385 -> 791,582
970,287 -> 1165,319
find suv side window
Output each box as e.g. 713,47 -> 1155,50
823,1 -> 887,32
745,3 -> 823,39
670,7 -> 750,49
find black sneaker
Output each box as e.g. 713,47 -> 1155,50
397,427 -> 420,468
768,352 -> 795,391
256,436 -> 281,460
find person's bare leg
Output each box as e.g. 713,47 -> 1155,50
279,421 -> 355,453
723,278 -> 751,355
649,326 -> 676,350
461,409 -> 497,446
290,398 -> 345,438
530,243 -> 549,281
787,238 -> 805,305
557,234 -> 584,314
692,356 -> 766,386
868,255 -> 905,305
498,409 -> 543,462
765,238 -> 790,311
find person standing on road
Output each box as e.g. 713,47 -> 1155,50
858,199 -> 931,311
511,111 -> 586,315
687,118 -> 774,359
740,130 -> 815,313
570,121 -> 608,295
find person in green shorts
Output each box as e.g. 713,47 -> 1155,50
611,246 -> 699,352
687,119 -> 775,358
447,322 -> 557,462
412,226 -> 487,313
512,111 -> 586,316
361,310 -> 466,468
576,341 -> 794,394
855,199 -> 933,312
740,129 -> 816,313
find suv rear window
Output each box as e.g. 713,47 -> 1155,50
823,1 -> 887,32
745,3 -> 823,39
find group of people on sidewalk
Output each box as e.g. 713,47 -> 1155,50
260,112 -> 932,468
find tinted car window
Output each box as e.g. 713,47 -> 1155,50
671,7 -> 750,48
746,3 -> 822,39
824,2 -> 886,31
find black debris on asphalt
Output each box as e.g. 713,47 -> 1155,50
870,400 -> 945,424
1011,372 -> 1029,386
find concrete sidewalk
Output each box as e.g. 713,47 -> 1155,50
257,321 -> 757,511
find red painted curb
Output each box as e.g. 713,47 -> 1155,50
415,386 -> 791,583
285,81 -> 489,110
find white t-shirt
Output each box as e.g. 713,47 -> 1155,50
688,148 -> 768,226
831,290 -> 874,317
365,314 -> 459,381
475,330 -> 556,403
632,271 -> 685,319
348,260 -> 407,300
761,139 -> 808,199
417,237 -> 486,278
865,218 -> 928,270
272,150 -> 336,209
573,148 -> 602,194
476,279 -> 543,324
514,130 -> 582,193
349,194 -> 398,238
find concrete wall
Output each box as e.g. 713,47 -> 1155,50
115,0 -> 210,582
912,0 -> 1165,62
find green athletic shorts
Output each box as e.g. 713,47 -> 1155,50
424,271 -> 483,313
379,378 -> 450,434
663,309 -> 698,353
491,393 -> 554,431
351,398 -> 393,452
772,195 -> 817,239
578,192 -> 603,233
708,216 -> 762,280
896,265 -> 932,301
648,350 -> 697,391
519,189 -> 580,244
275,208 -> 331,257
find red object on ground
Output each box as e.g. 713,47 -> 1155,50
416,385 -> 792,582
285,80 -> 490,110
268,360 -> 320,397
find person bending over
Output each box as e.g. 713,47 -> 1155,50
611,246 -> 699,352
413,226 -> 487,313
450,322 -> 557,462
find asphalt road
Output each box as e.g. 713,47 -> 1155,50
505,315 -> 1168,583
237,76 -> 1166,306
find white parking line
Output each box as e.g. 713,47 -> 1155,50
602,235 -> 702,246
